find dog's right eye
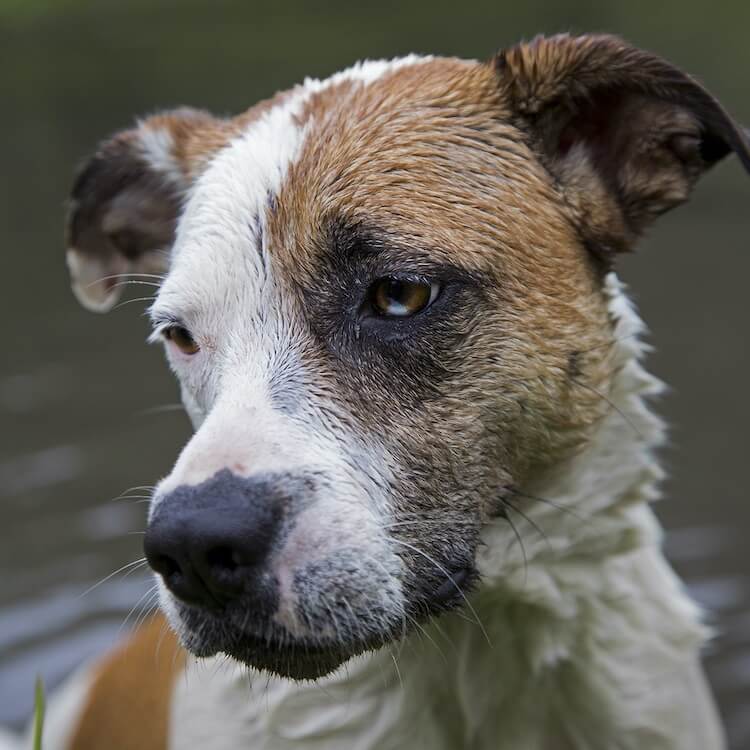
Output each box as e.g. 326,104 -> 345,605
368,278 -> 440,318
164,325 -> 200,355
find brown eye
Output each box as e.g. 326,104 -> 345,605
370,278 -> 440,317
164,325 -> 200,355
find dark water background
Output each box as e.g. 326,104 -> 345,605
0,1 -> 748,745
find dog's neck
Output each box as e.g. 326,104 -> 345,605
170,275 -> 716,749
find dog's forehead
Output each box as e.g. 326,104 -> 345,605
157,53 -> 562,317
164,57 -> 438,284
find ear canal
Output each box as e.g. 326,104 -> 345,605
494,34 -> 750,255
65,107 -> 222,312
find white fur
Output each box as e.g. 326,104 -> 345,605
301,54 -> 433,92
155,276 -> 723,750
65,248 -> 124,313
137,126 -> 184,187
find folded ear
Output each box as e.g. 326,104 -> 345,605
495,34 -> 750,256
66,108 -> 223,312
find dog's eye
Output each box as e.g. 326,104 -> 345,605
164,325 -> 200,355
369,278 -> 440,317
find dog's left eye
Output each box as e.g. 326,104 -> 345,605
164,325 -> 200,355
368,278 -> 440,317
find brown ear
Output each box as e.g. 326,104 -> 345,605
494,34 -> 750,256
66,108 -> 223,312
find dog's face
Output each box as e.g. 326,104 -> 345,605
66,35 -> 749,678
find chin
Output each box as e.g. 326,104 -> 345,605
223,639 -> 354,680
173,607 -> 386,680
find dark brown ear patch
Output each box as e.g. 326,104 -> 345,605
65,133 -> 182,312
495,34 -> 750,252
67,134 -> 181,262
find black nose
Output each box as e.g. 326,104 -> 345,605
144,469 -> 283,610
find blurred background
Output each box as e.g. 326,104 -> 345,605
0,0 -> 748,745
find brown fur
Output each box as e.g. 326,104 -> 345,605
496,34 -> 750,250
67,614 -> 186,750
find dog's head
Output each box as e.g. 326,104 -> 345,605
66,35 -> 749,679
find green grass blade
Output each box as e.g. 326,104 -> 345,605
33,677 -> 45,750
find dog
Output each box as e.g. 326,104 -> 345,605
21,33 -> 750,750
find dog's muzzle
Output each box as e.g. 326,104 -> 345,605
143,468 -> 408,678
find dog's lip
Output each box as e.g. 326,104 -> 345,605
188,623 -> 361,679
229,632 -> 335,657
181,611 -> 349,659
430,566 -> 473,605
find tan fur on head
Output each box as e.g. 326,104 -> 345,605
268,56 -> 616,490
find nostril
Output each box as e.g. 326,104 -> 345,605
152,553 -> 181,579
206,545 -> 240,572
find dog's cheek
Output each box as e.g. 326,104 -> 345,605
269,499 -> 405,640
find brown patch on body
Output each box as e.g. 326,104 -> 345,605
67,614 -> 186,750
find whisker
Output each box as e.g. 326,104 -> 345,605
120,484 -> 158,494
510,488 -> 584,523
403,610 -> 448,665
87,272 -> 166,287
131,594 -> 162,634
503,498 -> 549,546
572,377 -> 643,438
503,512 -> 528,585
135,403 -> 185,417
154,617 -> 173,664
113,296 -> 159,310
111,280 -> 163,290
118,585 -> 159,636
390,539 -> 491,646
109,484 -> 156,503
78,558 -> 148,599
389,648 -> 404,690
128,598 -> 161,639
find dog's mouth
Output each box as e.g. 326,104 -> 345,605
170,563 -> 477,679
175,605 -> 390,679
218,632 -> 361,680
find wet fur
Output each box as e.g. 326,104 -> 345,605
39,33 -> 750,749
